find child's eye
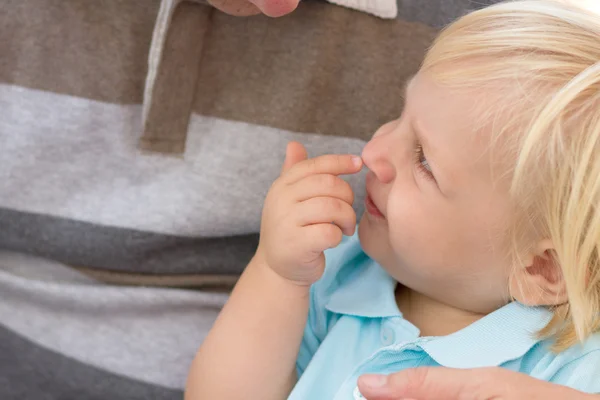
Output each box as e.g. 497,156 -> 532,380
414,143 -> 435,181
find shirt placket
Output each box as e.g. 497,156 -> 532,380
140,0 -> 213,154
335,335 -> 430,400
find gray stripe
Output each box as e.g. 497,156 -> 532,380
0,84 -> 367,237
0,324 -> 183,400
0,207 -> 257,275
0,256 -> 228,389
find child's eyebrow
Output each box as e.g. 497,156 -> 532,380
405,74 -> 460,196
404,76 -> 433,154
414,118 -> 455,194
409,88 -> 456,194
413,119 -> 434,154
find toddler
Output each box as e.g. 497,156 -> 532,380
186,1 -> 600,399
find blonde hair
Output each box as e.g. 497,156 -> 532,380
421,0 -> 600,350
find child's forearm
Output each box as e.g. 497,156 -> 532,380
185,254 -> 309,400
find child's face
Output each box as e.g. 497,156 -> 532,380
359,71 -> 515,314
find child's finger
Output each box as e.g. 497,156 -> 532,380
299,223 -> 344,257
291,174 -> 355,205
282,154 -> 363,185
280,142 -> 308,175
296,197 -> 357,237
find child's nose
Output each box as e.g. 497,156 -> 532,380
361,135 -> 396,184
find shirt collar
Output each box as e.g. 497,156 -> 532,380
419,301 -> 553,368
324,254 -> 401,318
323,246 -> 553,368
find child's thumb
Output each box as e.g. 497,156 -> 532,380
280,142 -> 308,174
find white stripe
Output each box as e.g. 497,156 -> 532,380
328,0 -> 397,19
0,84 -> 367,237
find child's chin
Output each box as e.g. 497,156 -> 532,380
358,213 -> 385,236
357,216 -> 368,239
357,219 -> 381,258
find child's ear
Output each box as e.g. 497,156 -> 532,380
509,240 -> 568,307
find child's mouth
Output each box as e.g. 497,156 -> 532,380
365,193 -> 385,219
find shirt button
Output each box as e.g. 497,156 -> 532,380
380,324 -> 396,346
353,386 -> 365,399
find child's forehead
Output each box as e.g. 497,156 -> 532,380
408,72 -> 492,141
412,69 -> 524,140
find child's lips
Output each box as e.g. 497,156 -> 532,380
365,192 -> 385,219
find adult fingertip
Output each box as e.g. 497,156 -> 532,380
252,0 -> 298,17
358,374 -> 389,392
352,155 -> 363,169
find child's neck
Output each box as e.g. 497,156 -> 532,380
395,285 -> 486,337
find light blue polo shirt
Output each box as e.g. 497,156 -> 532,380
290,233 -> 600,399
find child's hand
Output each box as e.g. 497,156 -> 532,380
256,142 -> 363,286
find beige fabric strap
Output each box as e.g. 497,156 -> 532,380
140,0 -> 211,154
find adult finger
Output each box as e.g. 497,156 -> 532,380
248,0 -> 300,17
358,367 -> 494,400
206,0 -> 261,16
358,367 -> 590,400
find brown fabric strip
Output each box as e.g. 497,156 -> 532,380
192,3 -> 437,141
0,0 -> 159,104
74,266 -> 237,290
139,1 -> 213,154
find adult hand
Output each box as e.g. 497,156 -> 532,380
208,0 -> 299,17
357,367 -> 598,400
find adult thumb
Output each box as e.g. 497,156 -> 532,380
358,368 -> 478,400
280,141 -> 308,175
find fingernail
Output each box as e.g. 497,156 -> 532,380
359,374 -> 388,388
352,156 -> 363,168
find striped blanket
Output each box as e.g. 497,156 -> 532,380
0,1 -> 496,398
